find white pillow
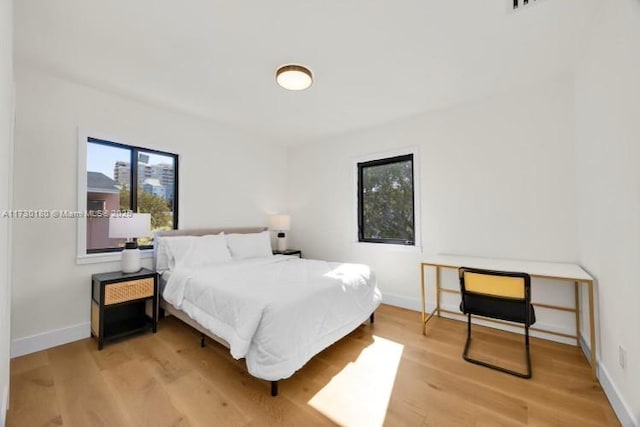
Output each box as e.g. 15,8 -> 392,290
163,236 -> 196,270
156,236 -> 170,272
225,230 -> 273,260
165,234 -> 232,270
185,234 -> 232,268
155,235 -> 191,272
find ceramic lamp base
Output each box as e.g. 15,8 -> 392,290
121,248 -> 141,273
276,232 -> 287,252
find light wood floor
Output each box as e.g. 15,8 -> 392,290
6,304 -> 619,426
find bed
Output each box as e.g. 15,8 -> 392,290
153,227 -> 382,396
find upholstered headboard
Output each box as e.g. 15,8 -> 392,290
153,227 -> 267,271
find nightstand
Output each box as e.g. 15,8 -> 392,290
91,268 -> 158,350
272,249 -> 302,258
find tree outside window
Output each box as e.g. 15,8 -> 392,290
358,154 -> 415,245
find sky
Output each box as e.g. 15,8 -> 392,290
87,142 -> 174,179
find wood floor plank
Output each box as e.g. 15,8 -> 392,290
9,350 -> 49,376
383,397 -> 426,427
394,358 -> 529,426
163,341 -> 335,426
400,339 -> 614,425
6,365 -> 63,427
88,338 -> 136,372
527,401 -> 621,427
165,371 -> 249,427
126,331 -> 193,385
393,368 -> 521,427
47,340 -> 130,427
101,358 -> 189,427
6,304 -> 620,426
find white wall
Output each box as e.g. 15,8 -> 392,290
575,1 -> 640,425
288,75 -> 581,342
0,1 -> 13,424
10,66 -> 288,353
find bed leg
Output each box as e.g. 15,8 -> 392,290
271,381 -> 278,397
159,308 -> 165,319
200,334 -> 205,348
370,312 -> 375,324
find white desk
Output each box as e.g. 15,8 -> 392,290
420,254 -> 597,378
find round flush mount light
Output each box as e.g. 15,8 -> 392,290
276,64 -> 313,91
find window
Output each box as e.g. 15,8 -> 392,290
86,137 -> 178,253
357,154 -> 415,245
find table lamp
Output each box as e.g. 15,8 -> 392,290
109,213 -> 151,273
268,214 -> 290,252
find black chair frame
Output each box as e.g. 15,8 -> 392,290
459,267 -> 534,379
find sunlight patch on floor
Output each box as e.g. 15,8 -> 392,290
307,335 -> 404,427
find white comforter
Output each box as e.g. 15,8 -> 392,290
163,256 -> 382,381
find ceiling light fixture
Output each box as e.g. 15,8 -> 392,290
276,64 -> 313,91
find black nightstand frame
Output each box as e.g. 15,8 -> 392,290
91,268 -> 158,350
272,249 -> 302,258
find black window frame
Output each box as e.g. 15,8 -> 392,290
357,153 -> 415,246
86,137 -> 179,254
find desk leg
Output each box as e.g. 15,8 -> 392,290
436,266 -> 441,317
420,263 -> 426,325
421,263 -> 439,335
588,280 -> 597,379
574,281 -> 580,347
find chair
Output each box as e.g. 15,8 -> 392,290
458,267 -> 536,378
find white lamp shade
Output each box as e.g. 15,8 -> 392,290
108,213 -> 151,239
268,214 -> 290,231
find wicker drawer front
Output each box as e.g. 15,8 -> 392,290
104,278 -> 154,305
91,301 -> 99,335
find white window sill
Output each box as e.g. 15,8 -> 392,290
76,249 -> 154,265
352,241 -> 423,253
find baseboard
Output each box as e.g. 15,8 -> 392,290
10,322 -> 91,358
598,363 -> 638,427
381,292 -> 422,312
579,334 -> 592,367
381,293 -> 579,345
1,383 -> 8,427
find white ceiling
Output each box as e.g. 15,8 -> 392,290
15,0 -> 599,145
